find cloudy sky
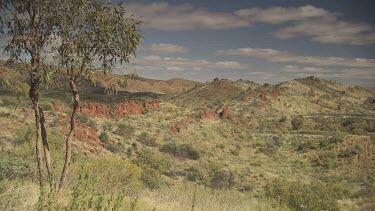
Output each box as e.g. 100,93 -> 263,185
114,0 -> 374,87
1,1 -> 374,87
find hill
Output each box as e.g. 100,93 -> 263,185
0,61 -> 374,210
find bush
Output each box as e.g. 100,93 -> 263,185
107,142 -> 124,153
291,116 -> 303,130
134,149 -> 171,174
0,154 -> 36,180
77,112 -> 90,123
187,166 -> 205,182
160,143 -> 201,160
140,167 -> 163,190
69,157 -> 142,194
265,179 -> 339,211
13,126 -> 34,148
210,168 -> 239,189
136,132 -> 158,147
99,132 -> 109,143
40,101 -> 53,111
313,151 -> 338,169
87,120 -> 97,130
115,123 -> 135,137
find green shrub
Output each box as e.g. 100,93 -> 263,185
291,116 -> 303,130
187,166 -> 205,182
99,132 -> 109,143
134,149 -> 171,174
313,151 -> 338,169
140,167 -> 163,190
160,143 -> 201,160
14,126 -> 34,148
69,157 -> 142,194
265,179 -> 339,211
0,154 -> 36,180
136,132 -> 158,147
77,112 -> 90,124
107,142 -> 124,153
210,168 -> 239,189
87,119 -> 97,130
115,123 -> 135,137
40,101 -> 53,111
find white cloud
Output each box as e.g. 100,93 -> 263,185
282,65 -> 330,73
166,66 -> 185,71
340,68 -> 375,79
127,3 -> 250,31
274,18 -> 375,45
126,3 -> 375,45
235,5 -> 332,24
140,43 -> 192,54
215,47 -> 375,68
133,55 -> 250,72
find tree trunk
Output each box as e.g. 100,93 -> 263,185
29,79 -> 43,187
39,106 -> 53,187
59,79 -> 79,191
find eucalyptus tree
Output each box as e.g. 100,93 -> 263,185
55,0 -> 141,190
0,0 -> 64,186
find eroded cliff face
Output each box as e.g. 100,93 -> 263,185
52,100 -> 160,155
76,100 -> 160,119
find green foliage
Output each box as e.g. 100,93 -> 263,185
210,168 -> 239,189
99,132 -> 109,143
55,0 -> 142,81
77,112 -> 90,124
160,143 -> 201,160
257,136 -> 282,155
69,157 -> 142,194
313,151 -> 338,169
14,126 -> 34,148
136,132 -> 158,147
265,179 -> 339,211
87,119 -> 97,130
115,123 -> 135,137
140,167 -> 163,190
187,166 -> 205,182
7,81 -> 29,102
107,142 -> 124,153
134,149 -> 171,174
291,116 -> 303,130
39,101 -> 53,111
0,153 -> 36,180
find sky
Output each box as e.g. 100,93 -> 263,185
1,1 -> 374,87
114,0 -> 375,87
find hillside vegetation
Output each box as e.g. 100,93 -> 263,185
1,61 -> 374,210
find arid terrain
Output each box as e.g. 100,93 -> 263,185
1,61 -> 374,210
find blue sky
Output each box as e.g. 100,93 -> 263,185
114,0 -> 375,87
1,1 -> 374,87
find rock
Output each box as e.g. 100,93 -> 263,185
78,103 -> 112,118
116,102 -> 144,118
218,106 -> 230,119
144,100 -> 160,109
52,102 -> 64,113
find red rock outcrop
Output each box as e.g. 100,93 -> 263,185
74,121 -> 106,150
144,100 -> 160,109
78,103 -> 112,118
201,108 -> 218,119
52,102 -> 64,113
55,115 -> 107,156
218,106 -> 230,119
116,102 -> 144,118
170,123 -> 188,135
201,106 -> 232,119
76,100 -> 161,119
